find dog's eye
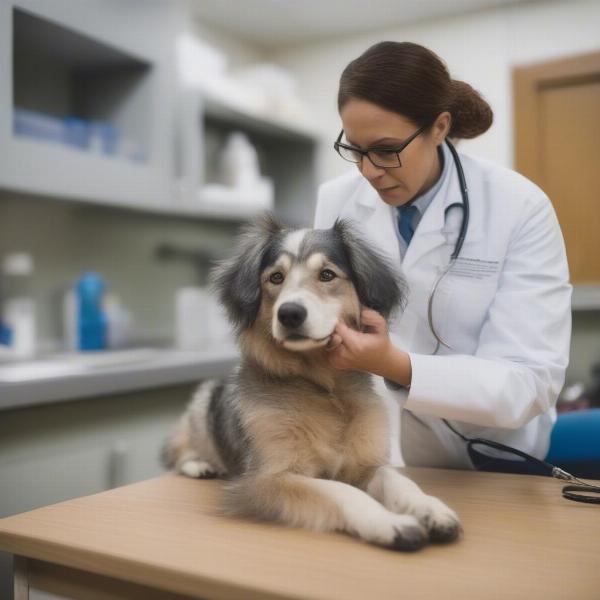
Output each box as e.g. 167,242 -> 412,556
269,272 -> 284,284
319,269 -> 336,282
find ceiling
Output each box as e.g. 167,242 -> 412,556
186,0 -> 541,50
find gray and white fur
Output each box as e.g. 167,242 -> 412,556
160,214 -> 462,551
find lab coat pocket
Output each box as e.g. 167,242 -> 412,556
435,276 -> 498,354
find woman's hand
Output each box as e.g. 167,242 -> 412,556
325,308 -> 412,387
325,308 -> 391,372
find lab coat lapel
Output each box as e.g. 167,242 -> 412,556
339,177 -> 400,261
401,143 -> 464,273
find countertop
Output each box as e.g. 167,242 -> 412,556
0,344 -> 240,411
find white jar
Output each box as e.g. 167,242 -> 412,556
220,132 -> 261,188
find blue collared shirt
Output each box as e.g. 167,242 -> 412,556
395,143 -> 449,261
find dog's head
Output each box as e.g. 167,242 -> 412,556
210,213 -> 407,352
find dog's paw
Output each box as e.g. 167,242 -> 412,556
366,513 -> 429,552
408,495 -> 463,543
390,518 -> 429,552
179,460 -> 222,479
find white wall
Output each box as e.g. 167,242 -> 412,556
269,0 -> 600,185
191,18 -> 267,69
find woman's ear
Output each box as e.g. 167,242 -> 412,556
209,212 -> 284,334
433,111 -> 452,143
333,218 -> 408,320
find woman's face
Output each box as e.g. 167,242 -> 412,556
339,98 -> 451,207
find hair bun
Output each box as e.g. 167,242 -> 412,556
449,80 -> 493,139
338,42 -> 494,141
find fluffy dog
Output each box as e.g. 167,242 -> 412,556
161,214 -> 462,551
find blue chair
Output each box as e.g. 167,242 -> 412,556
545,408 -> 600,479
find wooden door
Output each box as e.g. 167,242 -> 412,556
514,51 -> 600,284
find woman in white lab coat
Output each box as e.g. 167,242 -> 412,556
318,41 -> 572,473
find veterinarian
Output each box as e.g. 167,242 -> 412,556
316,41 -> 572,474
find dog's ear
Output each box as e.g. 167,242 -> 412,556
333,218 -> 408,320
209,212 -> 284,333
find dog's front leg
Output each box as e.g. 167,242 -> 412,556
218,471 -> 428,552
360,466 -> 463,543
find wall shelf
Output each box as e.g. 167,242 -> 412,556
201,90 -> 319,145
3,184 -> 274,224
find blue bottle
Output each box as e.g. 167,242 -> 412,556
0,321 -> 12,346
77,272 -> 107,351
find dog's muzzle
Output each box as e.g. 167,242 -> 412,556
274,299 -> 334,351
277,302 -> 307,329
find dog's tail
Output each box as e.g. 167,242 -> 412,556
159,423 -> 184,471
159,433 -> 178,471
158,378 -> 226,472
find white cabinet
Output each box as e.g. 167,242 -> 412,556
0,382 -> 197,598
0,0 -> 320,226
0,0 -> 176,208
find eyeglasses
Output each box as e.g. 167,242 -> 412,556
334,121 -> 432,169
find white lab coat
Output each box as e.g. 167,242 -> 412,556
314,142 -> 572,470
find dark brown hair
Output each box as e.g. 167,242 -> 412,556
338,41 -> 493,139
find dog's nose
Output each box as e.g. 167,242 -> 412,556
277,302 -> 307,329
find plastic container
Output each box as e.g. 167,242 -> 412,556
220,132 -> 261,188
62,287 -> 77,352
76,272 -> 107,351
63,116 -> 91,150
13,108 -> 65,145
104,293 -> 133,349
175,287 -> 231,350
175,287 -> 205,350
89,122 -> 119,156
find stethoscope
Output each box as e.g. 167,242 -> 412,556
424,139 -> 600,504
427,138 -> 469,355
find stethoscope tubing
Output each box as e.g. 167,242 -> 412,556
427,139 -> 468,353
